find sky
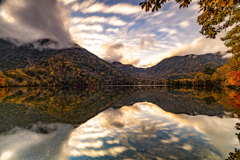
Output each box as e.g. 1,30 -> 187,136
0,0 -> 229,67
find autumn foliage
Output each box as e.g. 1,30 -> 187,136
228,70 -> 240,86
228,90 -> 240,109
0,56 -> 137,87
0,56 -> 99,87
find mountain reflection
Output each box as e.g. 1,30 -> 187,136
64,102 -> 239,160
0,87 -> 240,159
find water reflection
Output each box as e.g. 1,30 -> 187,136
65,102 -> 239,159
0,86 -> 228,133
0,87 -> 240,159
0,123 -> 73,160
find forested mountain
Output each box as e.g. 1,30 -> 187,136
147,53 -> 228,79
112,53 -> 228,79
0,38 -> 228,82
0,38 -> 17,57
0,38 -> 136,85
112,62 -> 145,78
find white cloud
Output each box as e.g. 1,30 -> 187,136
178,21 -> 190,28
0,11 -> 15,23
159,28 -> 177,35
0,0 -> 73,48
168,36 -> 228,57
99,42 -> 125,63
106,28 -> 119,33
0,123 -> 73,160
70,24 -> 103,32
153,11 -> 164,16
190,3 -> 200,11
80,2 -> 142,15
70,16 -> 127,26
58,0 -> 77,5
68,146 -> 128,157
179,144 -> 193,151
72,32 -> 110,41
154,43 -> 172,49
71,0 -> 96,11
166,12 -> 176,17
96,41 -> 141,65
120,57 -> 141,66
139,35 -> 155,49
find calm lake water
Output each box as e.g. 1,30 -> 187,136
0,86 -> 240,160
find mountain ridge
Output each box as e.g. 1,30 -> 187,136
0,38 -> 136,85
0,38 -> 229,81
112,52 -> 229,79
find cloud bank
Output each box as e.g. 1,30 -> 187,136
168,36 -> 228,57
0,0 -> 73,48
99,42 -> 140,65
100,42 -> 125,63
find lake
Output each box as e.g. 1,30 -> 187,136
0,86 -> 240,160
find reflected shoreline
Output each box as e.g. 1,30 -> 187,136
0,86 -> 239,133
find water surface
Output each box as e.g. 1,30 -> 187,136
0,87 -> 239,159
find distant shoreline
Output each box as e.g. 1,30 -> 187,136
0,84 -> 168,88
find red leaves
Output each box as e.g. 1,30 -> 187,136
227,70 -> 240,86
228,90 -> 240,109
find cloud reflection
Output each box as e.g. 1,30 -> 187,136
0,123 -> 73,160
0,102 -> 238,159
64,102 -> 239,159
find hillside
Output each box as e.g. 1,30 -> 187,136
0,38 -> 136,85
0,56 -> 100,86
112,62 -> 145,78
147,53 -> 228,79
0,38 -> 228,82
0,38 -> 17,58
113,53 -> 228,79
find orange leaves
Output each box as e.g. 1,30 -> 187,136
0,77 -> 5,87
0,77 -> 4,83
227,70 -> 240,86
228,90 -> 240,109
0,91 -> 4,97
140,0 -> 192,12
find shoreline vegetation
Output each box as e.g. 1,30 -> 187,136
167,59 -> 240,90
0,86 -> 240,123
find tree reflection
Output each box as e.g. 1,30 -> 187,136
194,88 -> 240,118
226,148 -> 240,160
226,123 -> 240,160
1,86 -> 240,133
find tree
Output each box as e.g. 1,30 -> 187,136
140,0 -> 240,58
193,73 -> 208,85
0,77 -> 5,87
